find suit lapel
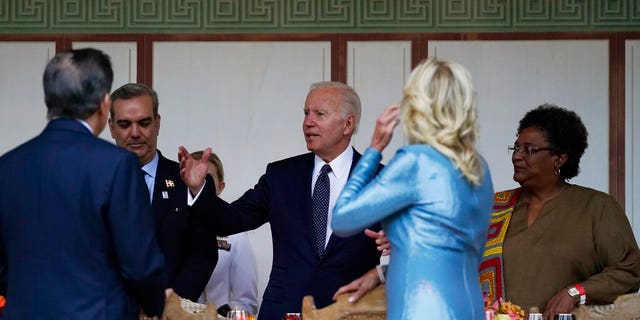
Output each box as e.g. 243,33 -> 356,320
151,152 -> 179,227
292,153 -> 319,258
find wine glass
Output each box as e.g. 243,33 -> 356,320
226,307 -> 250,320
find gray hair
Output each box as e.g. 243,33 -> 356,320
309,81 -> 361,132
44,48 -> 113,120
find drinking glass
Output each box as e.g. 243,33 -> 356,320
226,308 -> 249,320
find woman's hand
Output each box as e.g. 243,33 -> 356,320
543,288 -> 577,319
370,104 -> 400,152
332,267 -> 381,303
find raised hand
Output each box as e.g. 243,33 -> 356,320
370,104 -> 400,152
178,145 -> 210,195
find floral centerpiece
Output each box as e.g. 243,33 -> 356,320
484,293 -> 525,320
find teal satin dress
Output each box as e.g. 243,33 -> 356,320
332,145 -> 494,320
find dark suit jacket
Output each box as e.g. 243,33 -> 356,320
0,119 -> 166,319
192,149 -> 381,320
152,152 -> 218,301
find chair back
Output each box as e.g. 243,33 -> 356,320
302,284 -> 386,320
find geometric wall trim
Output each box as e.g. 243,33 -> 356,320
1,0 -> 639,33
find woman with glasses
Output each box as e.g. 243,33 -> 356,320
331,57 -> 495,320
480,104 -> 640,319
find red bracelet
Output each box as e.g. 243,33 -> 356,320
573,283 -> 586,304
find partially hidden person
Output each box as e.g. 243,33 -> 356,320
191,150 -> 259,316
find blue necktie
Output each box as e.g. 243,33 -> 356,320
141,168 -> 153,203
312,164 -> 332,258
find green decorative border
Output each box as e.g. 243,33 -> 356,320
0,0 -> 639,33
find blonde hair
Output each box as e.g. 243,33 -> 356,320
191,150 -> 224,183
401,57 -> 483,185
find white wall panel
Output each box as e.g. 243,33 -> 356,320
347,41 -> 411,163
429,41 -> 609,194
72,42 -> 138,142
626,40 -> 640,242
153,41 -> 331,310
0,42 -> 55,154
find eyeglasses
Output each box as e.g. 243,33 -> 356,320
507,145 -> 552,157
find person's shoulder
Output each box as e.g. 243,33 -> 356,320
401,144 -> 441,156
267,152 -> 313,170
155,150 -> 183,173
274,152 -> 313,163
566,184 -> 616,204
77,139 -> 140,177
227,232 -> 251,241
565,185 -> 629,222
156,150 -> 177,165
155,150 -> 188,184
104,143 -> 141,167
90,135 -> 134,159
0,138 -> 33,163
399,144 -> 449,166
492,188 -> 522,208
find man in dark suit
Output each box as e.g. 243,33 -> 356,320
179,81 -> 382,319
0,48 -> 167,319
109,83 -> 217,301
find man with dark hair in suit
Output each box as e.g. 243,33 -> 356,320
109,83 -> 217,301
0,48 -> 167,319
179,81 -> 382,319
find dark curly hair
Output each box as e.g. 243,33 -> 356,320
517,104 -> 588,180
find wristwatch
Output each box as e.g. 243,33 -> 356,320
567,284 -> 586,305
567,286 -> 580,304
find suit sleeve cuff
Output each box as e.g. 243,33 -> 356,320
187,181 -> 206,206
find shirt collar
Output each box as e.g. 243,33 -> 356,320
313,146 -> 353,180
141,151 -> 159,178
75,119 -> 93,134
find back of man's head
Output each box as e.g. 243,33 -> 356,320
43,48 -> 113,120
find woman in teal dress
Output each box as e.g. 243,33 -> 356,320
332,57 -> 494,319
